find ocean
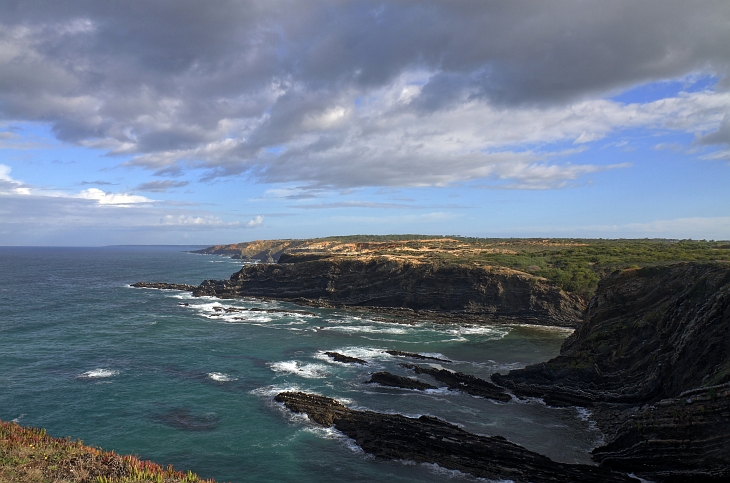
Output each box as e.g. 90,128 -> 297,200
0,246 -> 600,482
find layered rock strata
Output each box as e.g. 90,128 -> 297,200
402,364 -> 511,402
493,262 -> 730,481
190,254 -> 585,327
274,391 -> 638,483
365,372 -> 437,390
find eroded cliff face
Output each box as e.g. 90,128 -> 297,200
192,254 -> 586,327
493,262 -> 730,481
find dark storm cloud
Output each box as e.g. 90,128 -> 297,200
1,1 -> 729,187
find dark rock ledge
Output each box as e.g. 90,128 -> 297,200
274,391 -> 638,483
365,371 -> 437,390
402,364 -> 511,402
325,352 -> 368,365
131,282 -> 197,291
385,350 -> 452,362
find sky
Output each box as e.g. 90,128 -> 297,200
1,1 -> 729,246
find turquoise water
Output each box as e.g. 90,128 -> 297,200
0,247 -> 600,482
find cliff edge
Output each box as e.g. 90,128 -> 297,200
191,253 -> 585,327
493,262 -> 730,481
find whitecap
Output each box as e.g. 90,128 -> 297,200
79,368 -> 119,379
249,384 -> 304,398
320,325 -> 409,335
314,346 -> 388,364
207,372 -> 238,382
299,426 -> 365,454
419,461 -> 511,482
269,361 -> 331,379
443,325 -> 510,338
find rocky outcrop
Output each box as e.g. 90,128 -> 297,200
131,282 -> 197,291
324,352 -> 367,365
591,384 -> 730,481
493,262 -> 730,481
274,391 -> 638,483
385,350 -> 451,362
365,372 -> 437,390
402,364 -> 511,402
191,255 -> 585,327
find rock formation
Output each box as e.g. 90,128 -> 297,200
402,364 -> 511,401
131,282 -> 197,291
324,352 -> 368,365
365,371 -> 438,390
493,262 -> 730,481
190,254 -> 585,327
274,391 -> 638,483
385,350 -> 451,362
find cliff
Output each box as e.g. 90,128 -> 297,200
191,253 -> 586,327
493,262 -> 730,481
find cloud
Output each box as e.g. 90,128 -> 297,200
0,1 -> 729,189
79,180 -> 118,186
290,201 -> 410,210
245,215 -> 264,228
76,188 -> 152,206
133,180 -> 189,192
0,164 -> 31,195
698,113 -> 730,146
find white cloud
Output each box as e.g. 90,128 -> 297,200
1,2 -> 728,190
120,84 -> 728,189
76,188 -> 152,206
156,214 -> 263,229
0,164 -> 31,195
245,215 -> 264,227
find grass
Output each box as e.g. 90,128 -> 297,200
0,420 -> 218,483
202,236 -> 730,298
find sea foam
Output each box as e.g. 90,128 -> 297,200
207,372 -> 238,382
269,360 -> 331,379
78,368 -> 119,379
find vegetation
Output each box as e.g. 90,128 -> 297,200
0,420 -> 218,483
201,236 -> 730,297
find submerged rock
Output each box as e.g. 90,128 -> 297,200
150,408 -> 219,431
274,391 -> 638,483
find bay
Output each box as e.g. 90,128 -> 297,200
0,246 -> 599,482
